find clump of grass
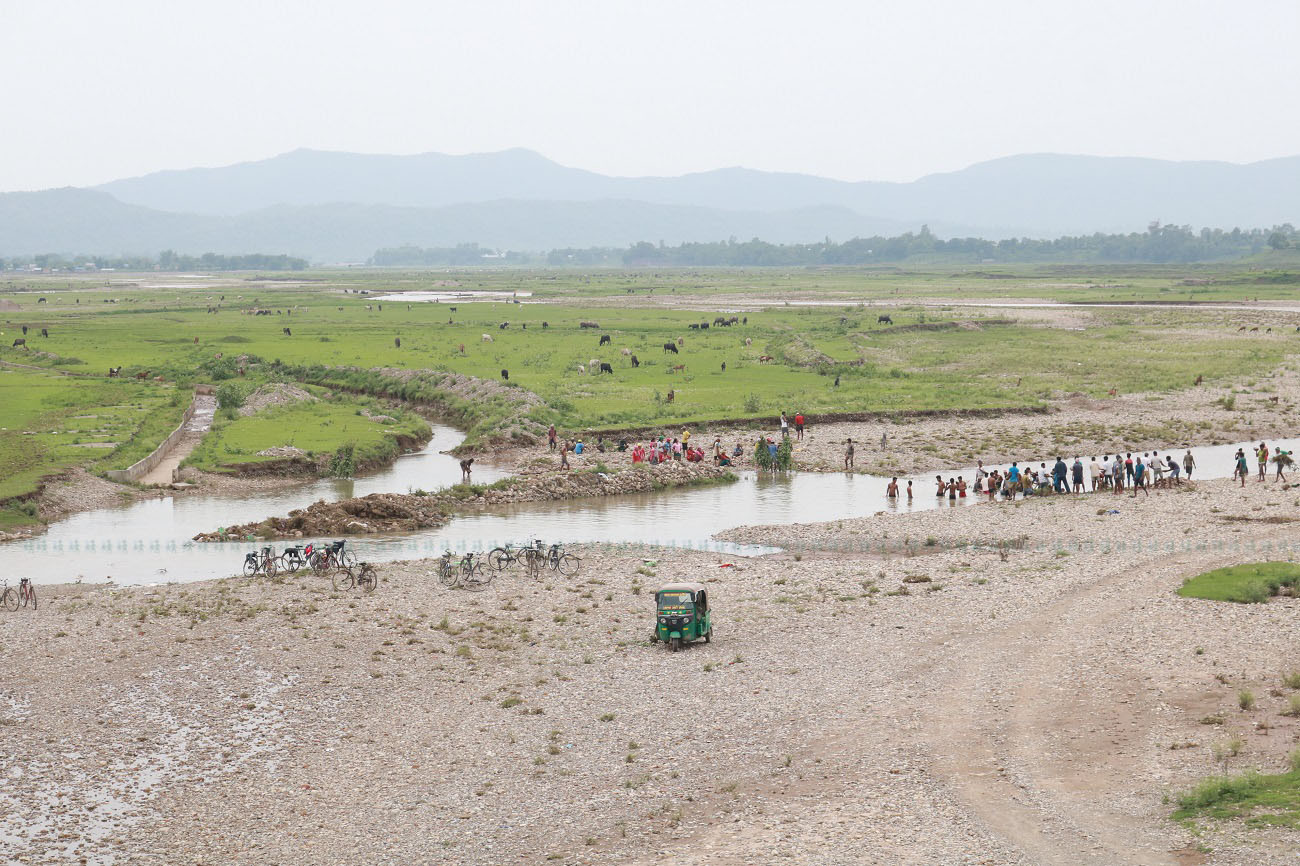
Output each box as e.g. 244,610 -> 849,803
1284,694 -> 1300,718
500,696 -> 522,709
1239,689 -> 1256,711
598,713 -> 615,722
1282,670 -> 1300,690
1178,562 -> 1300,604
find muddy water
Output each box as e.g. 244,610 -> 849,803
3,421 -> 1295,586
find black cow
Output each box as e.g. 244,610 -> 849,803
877,315 -> 893,325
11,338 -> 25,347
499,322 -> 508,330
599,334 -> 611,346
721,362 -> 726,371
689,324 -> 699,330
579,321 -> 599,329
501,369 -> 509,380
599,362 -> 613,374
283,328 -> 292,336
663,343 -> 679,354
449,307 -> 457,313
713,316 -> 726,325
542,321 -> 549,329
630,355 -> 639,367
21,325 -> 27,335
394,336 -> 401,348
742,316 -> 747,325
40,328 -> 48,338
37,297 -> 46,303
701,323 -> 709,330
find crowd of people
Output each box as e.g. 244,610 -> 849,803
546,423 -> 747,470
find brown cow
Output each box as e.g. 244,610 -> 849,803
666,389 -> 675,403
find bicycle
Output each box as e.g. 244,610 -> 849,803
18,578 -> 36,610
487,541 -> 536,571
543,543 -> 581,576
437,551 -> 459,587
243,546 -> 279,578
458,552 -> 493,592
332,561 -> 379,593
0,578 -> 28,612
310,540 -> 356,574
279,544 -> 309,572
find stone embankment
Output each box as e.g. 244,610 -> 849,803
193,460 -> 733,540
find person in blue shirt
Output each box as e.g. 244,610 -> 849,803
1052,457 -> 1068,493
1006,462 -> 1021,500
1132,456 -> 1149,497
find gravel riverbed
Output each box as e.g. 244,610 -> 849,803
3,478 -> 1299,864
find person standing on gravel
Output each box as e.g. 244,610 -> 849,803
1072,457 -> 1084,493
779,412 -> 789,438
1257,442 -> 1269,481
1132,456 -> 1149,497
794,411 -> 805,441
880,429 -> 888,450
1150,452 -> 1165,486
844,438 -> 855,470
1089,457 -> 1102,492
1183,449 -> 1196,479
1235,450 -> 1249,487
548,425 -> 557,451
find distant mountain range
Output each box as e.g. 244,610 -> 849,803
1,149 -> 1296,261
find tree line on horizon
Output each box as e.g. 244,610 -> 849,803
0,250 -> 309,272
373,223 -> 1298,268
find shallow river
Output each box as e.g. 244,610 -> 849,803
3,423 -> 1297,586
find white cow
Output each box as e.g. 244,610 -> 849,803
577,364 -> 586,374
482,334 -> 493,343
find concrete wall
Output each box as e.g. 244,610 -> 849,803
105,388 -> 212,484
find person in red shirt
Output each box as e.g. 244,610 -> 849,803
794,412 -> 805,441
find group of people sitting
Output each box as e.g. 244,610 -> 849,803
629,431 -> 745,466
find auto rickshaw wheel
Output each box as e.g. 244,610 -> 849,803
669,637 -> 681,652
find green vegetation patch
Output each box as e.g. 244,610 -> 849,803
183,393 -> 430,474
1173,763 -> 1300,829
1177,562 -> 1300,604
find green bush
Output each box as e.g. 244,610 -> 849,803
328,442 -> 356,478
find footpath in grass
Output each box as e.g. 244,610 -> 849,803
1173,758 -> 1300,830
1176,562 -> 1300,603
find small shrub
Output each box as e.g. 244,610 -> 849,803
1282,671 -> 1300,690
1238,689 -> 1256,711
598,713 -> 615,722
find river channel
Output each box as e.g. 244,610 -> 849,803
3,422 -> 1295,586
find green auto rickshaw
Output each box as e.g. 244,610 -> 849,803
651,582 -> 712,651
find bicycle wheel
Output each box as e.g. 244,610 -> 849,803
358,564 -> 378,593
0,588 -> 17,612
437,561 -> 458,587
243,558 -> 258,578
487,547 -> 509,571
331,567 -> 356,592
22,585 -> 36,610
462,563 -> 493,592
342,550 -> 358,568
556,553 -> 581,576
264,557 -> 278,578
310,552 -> 328,574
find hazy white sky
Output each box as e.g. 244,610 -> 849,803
2,0 -> 1297,191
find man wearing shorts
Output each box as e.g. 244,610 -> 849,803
1089,457 -> 1102,491
794,412 -> 805,441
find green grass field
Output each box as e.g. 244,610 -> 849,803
1176,562 -> 1300,603
2,264 -> 1299,522
1173,759 -> 1300,829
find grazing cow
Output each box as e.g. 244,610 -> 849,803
834,374 -> 841,387
728,316 -> 739,325
154,376 -> 164,382
599,334 -> 611,346
1238,326 -> 1247,331
283,328 -> 292,336
744,337 -> 753,346
501,369 -> 509,380
1251,326 -> 1259,332
599,362 -> 613,374
589,358 -> 600,371
1267,328 -> 1273,333
449,307 -> 457,313
366,305 -> 373,311
136,370 -> 150,379
630,355 -> 639,368
713,316 -> 727,326
448,318 -> 454,324
721,362 -> 726,371
482,334 -> 493,343
37,297 -> 46,303
394,336 -> 401,348
1107,387 -> 1117,396
522,324 -> 526,330
542,321 -> 549,329
237,366 -> 246,377
689,324 -> 699,330
40,328 -> 48,338
499,322 -> 509,330
11,338 -> 25,347
877,315 -> 893,325
458,343 -> 465,354
670,364 -> 685,373
701,323 -> 709,330
193,337 -> 199,344
21,325 -> 27,335
1270,396 -> 1280,404
1194,374 -> 1203,385
621,347 -> 632,356
717,319 -> 731,327
676,337 -> 684,347
214,352 -> 223,359
742,317 -> 747,325
460,458 -> 474,482
758,355 -> 773,363
579,321 -> 599,329
663,342 -> 678,354
666,389 -> 675,403
577,364 -> 586,374
108,366 -> 120,377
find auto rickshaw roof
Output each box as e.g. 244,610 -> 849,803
656,582 -> 707,595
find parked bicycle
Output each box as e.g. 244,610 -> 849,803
488,541 -> 536,572
279,544 -> 309,572
1,578 -> 36,612
243,546 -> 279,577
437,551 -> 459,587
310,540 -> 356,574
332,561 -> 379,593
542,542 -> 581,576
459,552 -> 494,591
